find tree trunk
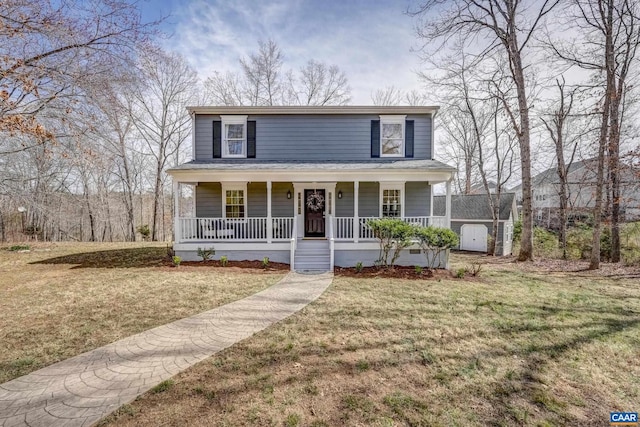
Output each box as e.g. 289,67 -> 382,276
507,28 -> 534,261
608,92 -> 621,263
590,0 -> 615,270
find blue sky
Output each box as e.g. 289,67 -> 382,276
139,0 -> 426,104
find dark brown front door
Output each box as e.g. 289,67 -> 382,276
304,189 -> 326,237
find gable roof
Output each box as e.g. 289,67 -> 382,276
433,193 -> 516,221
510,160 -> 589,192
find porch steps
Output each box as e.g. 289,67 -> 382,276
294,239 -> 331,272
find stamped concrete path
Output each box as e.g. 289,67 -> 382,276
0,272 -> 332,427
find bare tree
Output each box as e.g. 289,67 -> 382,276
132,49 -> 198,241
239,39 -> 283,106
371,86 -> 404,106
205,40 -> 351,106
438,107 -> 480,194
287,60 -> 350,105
550,0 -> 640,267
540,77 -> 581,258
477,98 -> 518,255
411,0 -> 561,261
0,0 -> 157,149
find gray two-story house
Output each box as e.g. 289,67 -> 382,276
168,106 -> 455,271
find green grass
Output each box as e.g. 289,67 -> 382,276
99,254 -> 640,426
0,242 -> 285,383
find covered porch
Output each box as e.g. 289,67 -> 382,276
168,160 -> 455,270
172,180 -> 453,244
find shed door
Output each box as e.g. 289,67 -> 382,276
461,224 -> 488,252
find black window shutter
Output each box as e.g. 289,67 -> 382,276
213,121 -> 221,158
371,120 -> 380,158
247,121 -> 256,158
405,120 -> 414,158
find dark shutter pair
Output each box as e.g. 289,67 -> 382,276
371,120 -> 414,158
213,121 -> 256,158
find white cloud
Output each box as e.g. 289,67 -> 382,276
162,0 -> 427,104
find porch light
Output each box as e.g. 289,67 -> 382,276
287,190 -> 291,199
338,190 -> 342,199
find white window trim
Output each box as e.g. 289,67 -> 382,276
379,115 -> 406,158
379,182 -> 405,218
221,115 -> 248,158
222,182 -> 247,218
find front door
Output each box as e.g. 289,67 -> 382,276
304,189 -> 326,237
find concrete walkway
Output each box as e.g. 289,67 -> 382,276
0,272 -> 332,427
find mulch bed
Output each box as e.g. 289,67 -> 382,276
165,259 -> 291,272
334,265 -> 458,280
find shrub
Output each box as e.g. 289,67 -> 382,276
566,226 -> 614,261
414,265 -> 423,275
533,227 -> 558,257
513,219 -> 522,242
197,247 -> 215,261
414,225 -> 459,269
262,256 -> 269,269
172,255 -> 182,267
137,224 -> 150,240
468,263 -> 482,277
220,255 -> 228,267
8,245 -> 30,251
455,267 -> 466,278
367,218 -> 415,268
355,261 -> 363,273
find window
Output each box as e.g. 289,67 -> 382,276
221,115 -> 247,158
380,184 -> 404,217
380,115 -> 406,157
222,184 -> 247,218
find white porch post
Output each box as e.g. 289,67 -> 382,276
173,180 -> 180,243
445,179 -> 452,229
354,181 -> 359,243
429,182 -> 434,219
267,181 -> 272,243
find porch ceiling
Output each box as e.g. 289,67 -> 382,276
168,159 -> 456,183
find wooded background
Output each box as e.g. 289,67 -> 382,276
1,0 -> 639,269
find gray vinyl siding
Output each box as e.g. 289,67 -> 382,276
272,182 -> 294,217
195,182 -> 221,217
194,114 -> 215,159
193,114 -> 432,161
336,182 -> 354,217
358,182 -> 379,217
248,182 -> 267,217
405,182 -> 430,216
196,182 -> 294,218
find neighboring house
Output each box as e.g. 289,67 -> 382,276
468,181 -> 498,195
511,158 -> 640,229
433,193 -> 517,255
168,106 -> 456,272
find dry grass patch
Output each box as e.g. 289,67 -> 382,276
101,255 -> 639,426
0,242 -> 285,383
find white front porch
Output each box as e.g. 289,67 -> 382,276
175,215 -> 449,243
170,165 -> 455,271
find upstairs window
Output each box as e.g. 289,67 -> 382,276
380,115 -> 406,157
221,115 -> 247,158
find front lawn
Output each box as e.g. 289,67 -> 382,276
0,242 -> 285,384
101,255 -> 640,426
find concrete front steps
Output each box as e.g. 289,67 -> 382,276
294,239 -> 331,272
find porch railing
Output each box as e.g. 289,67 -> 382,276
178,217 -> 294,242
333,216 -> 449,240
